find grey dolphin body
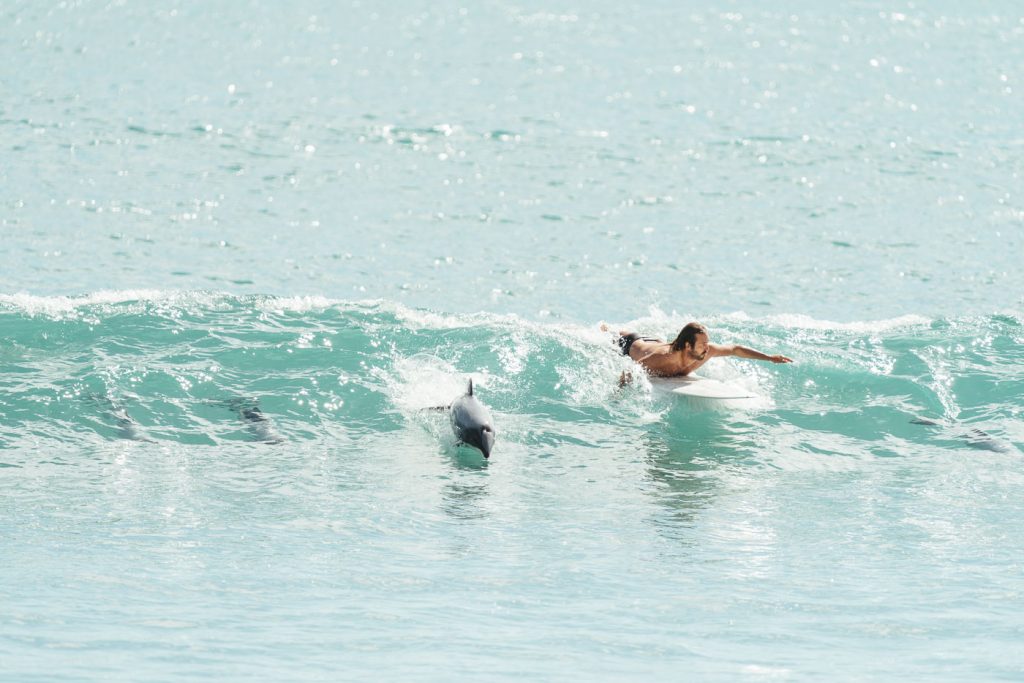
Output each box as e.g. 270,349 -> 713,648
449,379 -> 495,458
912,418 -> 1015,454
86,393 -> 154,442
961,427 -> 1014,454
225,398 -> 285,444
110,405 -> 154,442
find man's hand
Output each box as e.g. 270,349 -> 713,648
770,355 -> 793,364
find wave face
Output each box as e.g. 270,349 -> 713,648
2,292 -> 1020,455
3,292 -> 1024,680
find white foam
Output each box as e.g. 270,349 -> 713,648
0,289 -> 188,316
383,353 -> 495,412
607,309 -> 932,336
386,301 -> 518,330
253,295 -> 338,313
757,313 -> 931,333
0,290 -> 393,318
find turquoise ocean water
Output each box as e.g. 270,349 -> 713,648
3,1 -> 1024,680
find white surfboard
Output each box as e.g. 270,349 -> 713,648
651,374 -> 758,400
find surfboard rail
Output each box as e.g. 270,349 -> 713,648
650,374 -> 759,400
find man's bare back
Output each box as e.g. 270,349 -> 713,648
626,338 -> 712,376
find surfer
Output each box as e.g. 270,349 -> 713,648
602,322 -> 792,379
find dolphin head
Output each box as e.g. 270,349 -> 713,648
452,420 -> 494,458
473,422 -> 495,459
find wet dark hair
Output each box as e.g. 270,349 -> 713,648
671,322 -> 708,352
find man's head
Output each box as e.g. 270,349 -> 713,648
671,322 -> 709,360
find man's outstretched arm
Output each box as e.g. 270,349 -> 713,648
599,322 -> 633,336
712,344 -> 793,364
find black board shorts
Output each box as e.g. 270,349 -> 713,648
618,333 -> 661,356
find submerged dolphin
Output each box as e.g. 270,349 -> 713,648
85,393 -> 154,443
911,417 -> 1015,454
449,379 -> 495,458
110,404 -> 155,443
224,398 -> 285,444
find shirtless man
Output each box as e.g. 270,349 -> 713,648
603,322 -> 792,377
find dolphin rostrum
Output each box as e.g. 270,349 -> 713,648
449,379 -> 495,458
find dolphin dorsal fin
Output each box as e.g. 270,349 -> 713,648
468,378 -> 474,396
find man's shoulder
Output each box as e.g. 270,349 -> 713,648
708,343 -> 735,357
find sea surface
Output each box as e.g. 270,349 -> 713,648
2,1 -> 1023,681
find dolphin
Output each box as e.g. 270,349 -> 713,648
961,427 -> 1015,454
449,379 -> 495,458
224,398 -> 285,444
85,392 -> 155,442
110,404 -> 155,443
911,417 -> 1015,454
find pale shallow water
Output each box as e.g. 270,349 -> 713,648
2,2 -> 1024,681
